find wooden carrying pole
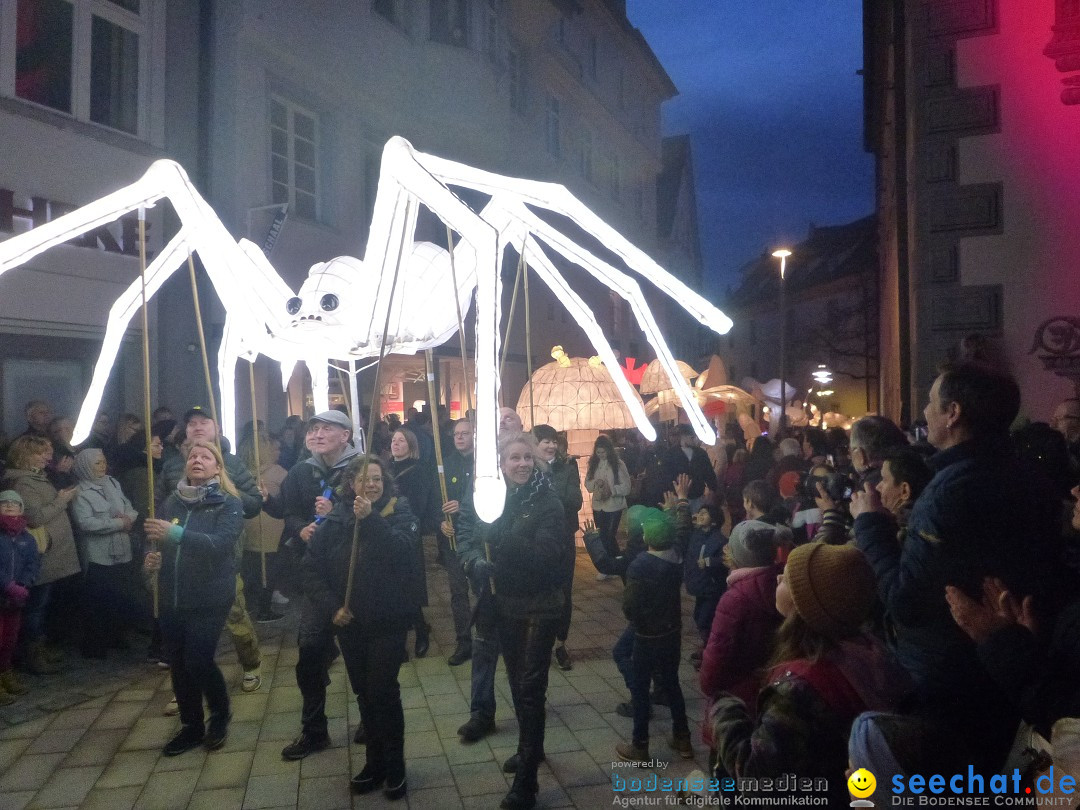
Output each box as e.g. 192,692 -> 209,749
446,225 -> 473,415
138,209 -> 158,618
342,201 -> 410,613
248,362 -> 267,587
187,252 -> 221,448
522,248 -> 535,426
425,350 -> 452,549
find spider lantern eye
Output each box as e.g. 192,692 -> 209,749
320,293 -> 339,312
286,297 -> 302,315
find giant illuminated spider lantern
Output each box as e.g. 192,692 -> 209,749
0,137 -> 732,520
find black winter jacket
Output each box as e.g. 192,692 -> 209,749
456,470 -> 568,618
263,447 -> 361,544
157,488 -> 243,613
301,493 -> 421,634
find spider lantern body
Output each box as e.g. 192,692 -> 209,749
0,137 -> 731,520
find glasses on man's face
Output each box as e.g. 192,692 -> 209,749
453,431 -> 472,438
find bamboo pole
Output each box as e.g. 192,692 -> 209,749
498,244 -> 526,378
446,225 -> 473,415
342,202 -> 411,613
248,362 -> 267,587
187,252 -> 221,452
138,208 -> 158,618
425,350 -> 453,550
522,249 -> 535,427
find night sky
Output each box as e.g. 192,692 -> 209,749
626,0 -> 874,298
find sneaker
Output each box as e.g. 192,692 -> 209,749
163,725 -> 205,756
554,644 -> 573,671
255,611 -> 284,623
616,741 -> 650,764
271,590 -> 290,606
281,732 -> 330,761
242,669 -> 262,692
615,701 -> 652,719
447,638 -> 472,667
157,660 -> 171,670
669,732 -> 694,759
162,697 -> 179,716
203,713 -> 231,750
457,716 -> 496,742
595,572 -> 611,582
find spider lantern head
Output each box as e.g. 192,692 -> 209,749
288,256 -> 374,351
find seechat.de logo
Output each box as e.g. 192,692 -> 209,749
849,768 -> 877,807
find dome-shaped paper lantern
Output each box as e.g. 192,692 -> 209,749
638,358 -> 698,395
516,356 -> 644,431
695,354 -> 729,390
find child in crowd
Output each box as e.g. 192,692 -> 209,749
711,542 -> 908,806
0,490 -> 40,705
683,504 -> 727,668
699,520 -> 786,710
617,506 -> 694,763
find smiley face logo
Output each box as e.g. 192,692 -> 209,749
848,768 -> 876,799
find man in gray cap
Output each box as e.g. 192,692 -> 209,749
269,410 -> 362,761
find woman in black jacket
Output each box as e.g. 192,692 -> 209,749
144,441 -> 244,757
388,428 -> 433,657
302,454 -> 420,801
456,432 -> 569,810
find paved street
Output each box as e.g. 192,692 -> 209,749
0,550 -> 709,809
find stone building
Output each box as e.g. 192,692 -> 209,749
864,0 -> 1080,425
0,0 -> 704,435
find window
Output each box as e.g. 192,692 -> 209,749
545,95 -> 561,159
13,0 -> 148,136
430,0 -> 469,47
579,128 -> 593,183
507,48 -> 525,113
270,97 -> 320,221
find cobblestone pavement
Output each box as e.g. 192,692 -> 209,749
0,550 -> 709,809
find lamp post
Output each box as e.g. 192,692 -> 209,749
772,248 -> 792,435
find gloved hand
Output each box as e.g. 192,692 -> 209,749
468,559 -> 494,592
4,581 -> 29,607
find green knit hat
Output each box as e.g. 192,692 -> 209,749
625,505 -> 651,538
642,512 -> 676,549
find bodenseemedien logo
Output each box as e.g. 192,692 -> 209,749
848,768 -> 876,807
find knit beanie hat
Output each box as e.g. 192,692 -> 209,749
0,490 -> 23,507
625,505 -> 651,539
642,512 -> 675,549
727,519 -> 781,568
784,541 -> 875,637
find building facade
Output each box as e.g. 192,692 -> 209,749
865,0 -> 1080,425
0,0 -> 704,435
719,216 -> 879,422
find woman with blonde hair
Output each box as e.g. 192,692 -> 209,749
144,440 -> 245,756
1,435 -> 80,674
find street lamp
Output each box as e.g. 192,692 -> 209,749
772,248 -> 792,435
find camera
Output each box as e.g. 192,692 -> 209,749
797,470 -> 853,504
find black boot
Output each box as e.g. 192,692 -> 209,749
447,637 -> 471,666
500,771 -> 537,810
414,621 -> 430,659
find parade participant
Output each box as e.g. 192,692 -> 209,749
456,432 -> 567,810
302,455 -> 420,801
0,490 -> 39,705
69,448 -> 138,658
532,423 -> 582,671
159,408 -> 264,694
272,410 -> 362,760
439,419 -> 476,666
388,428 -> 434,658
585,434 -> 631,579
1,436 -> 79,675
144,441 -> 244,755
